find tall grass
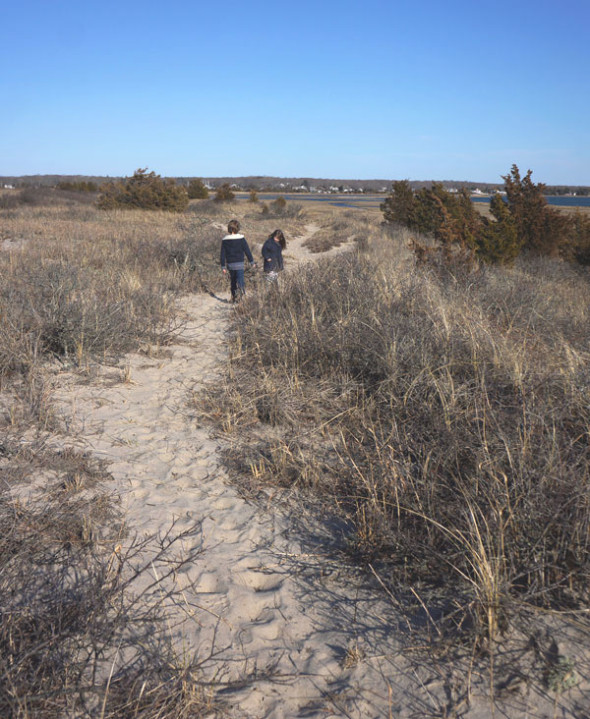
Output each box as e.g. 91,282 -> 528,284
212,231 -> 590,642
0,196 -> 310,716
0,203 -> 228,376
0,199 -> 234,717
0,439 -> 216,718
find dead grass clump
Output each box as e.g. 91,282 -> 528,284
0,201 -> 237,376
303,211 -> 373,253
211,230 -> 590,643
0,440 -> 217,718
260,198 -> 305,221
0,256 -> 177,365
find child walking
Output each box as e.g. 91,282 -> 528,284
220,219 -> 256,302
261,229 -> 286,283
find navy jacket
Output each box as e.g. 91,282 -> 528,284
261,237 -> 284,272
220,234 -> 254,270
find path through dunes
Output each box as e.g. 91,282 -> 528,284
49,225 -> 521,718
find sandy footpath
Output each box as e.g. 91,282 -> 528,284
49,227 -> 582,718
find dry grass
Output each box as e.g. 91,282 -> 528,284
0,193 -> 311,717
206,226 -> 590,651
0,436 -> 218,718
0,200 -> 251,377
4,189 -> 589,711
301,209 -> 367,252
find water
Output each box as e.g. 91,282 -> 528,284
472,195 -> 590,208
245,193 -> 590,209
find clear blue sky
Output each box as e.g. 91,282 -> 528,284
1,0 -> 589,184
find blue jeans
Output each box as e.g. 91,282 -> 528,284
229,269 -> 245,300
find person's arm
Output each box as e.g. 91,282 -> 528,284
243,238 -> 256,266
220,241 -> 227,272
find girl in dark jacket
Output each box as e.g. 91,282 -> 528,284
261,229 -> 286,283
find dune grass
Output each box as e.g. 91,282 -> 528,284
209,226 -> 590,648
0,192 -> 311,717
2,189 -> 589,711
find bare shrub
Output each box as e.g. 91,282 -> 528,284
0,202 -> 230,376
213,183 -> 235,203
0,442 -> 215,717
262,197 -> 304,221
303,211 -> 368,253
210,231 -> 590,643
0,192 -> 21,210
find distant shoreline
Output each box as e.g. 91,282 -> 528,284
239,192 -> 590,210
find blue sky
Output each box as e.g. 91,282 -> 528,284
1,0 -> 589,184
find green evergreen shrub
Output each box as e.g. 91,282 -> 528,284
566,210 -> 590,265
97,169 -> 188,212
380,179 -> 415,226
477,193 -> 521,264
502,164 -> 569,256
187,179 -> 209,199
381,166 -> 576,266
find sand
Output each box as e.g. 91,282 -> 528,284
49,226 -> 588,718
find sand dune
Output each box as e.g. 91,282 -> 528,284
49,226 -> 577,718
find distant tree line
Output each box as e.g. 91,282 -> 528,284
545,185 -> 590,196
2,174 -> 588,196
381,164 -> 590,266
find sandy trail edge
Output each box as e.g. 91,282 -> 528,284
49,226 -> 576,719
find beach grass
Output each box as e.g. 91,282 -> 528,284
2,187 -> 589,715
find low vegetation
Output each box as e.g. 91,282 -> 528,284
0,203 -> 232,379
0,438 -> 214,718
2,180 -> 589,712
302,210 -> 367,252
209,221 -> 590,651
0,191 -> 311,716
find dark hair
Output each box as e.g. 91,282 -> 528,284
227,219 -> 240,234
270,229 -> 286,249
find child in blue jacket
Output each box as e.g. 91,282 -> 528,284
220,219 -> 256,301
261,229 -> 286,283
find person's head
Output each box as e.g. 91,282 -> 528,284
270,229 -> 286,249
227,219 -> 240,234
